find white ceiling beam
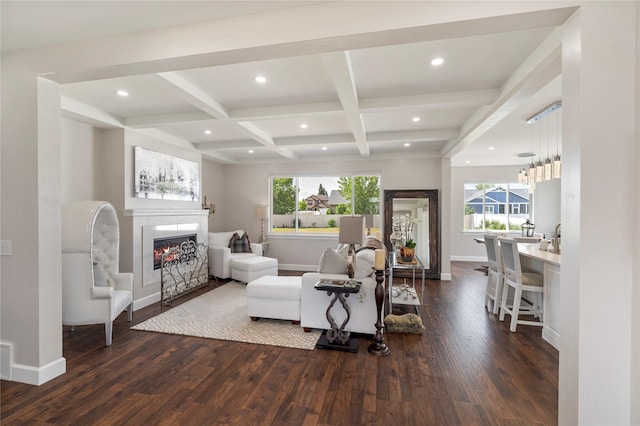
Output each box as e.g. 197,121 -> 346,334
194,140 -> 259,150
198,150 -> 237,164
227,90 -> 498,123
321,51 -> 369,157
368,129 -> 460,143
440,26 -> 563,159
154,72 -> 230,119
231,102 -> 343,120
132,128 -> 196,150
275,134 -> 355,146
61,96 -> 124,128
155,71 -> 297,160
125,111 -> 213,128
360,89 -> 499,112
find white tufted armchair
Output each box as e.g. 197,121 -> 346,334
61,201 -> 133,346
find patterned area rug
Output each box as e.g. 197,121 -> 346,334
132,282 -> 321,350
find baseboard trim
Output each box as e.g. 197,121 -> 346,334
1,342 -> 12,380
542,326 -> 560,351
133,292 -> 161,311
451,255 -> 487,262
440,273 -> 452,281
11,357 -> 66,386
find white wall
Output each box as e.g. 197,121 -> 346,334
203,157 -> 442,270
201,158 -> 226,232
60,118 -> 102,205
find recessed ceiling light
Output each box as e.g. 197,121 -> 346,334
404,143 -> 411,147
255,76 -> 267,84
116,90 -> 129,97
300,123 -> 308,129
488,146 -> 495,150
412,117 -> 421,122
465,160 -> 471,164
204,130 -> 212,135
431,57 -> 444,66
322,147 -> 327,151
248,149 -> 254,154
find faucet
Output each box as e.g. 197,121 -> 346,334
551,223 -> 561,254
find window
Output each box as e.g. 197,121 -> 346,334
463,183 -> 530,232
270,174 -> 381,235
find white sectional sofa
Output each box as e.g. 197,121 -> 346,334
208,230 -> 263,279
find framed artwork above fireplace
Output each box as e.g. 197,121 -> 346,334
134,146 -> 200,201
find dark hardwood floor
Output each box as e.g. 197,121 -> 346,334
1,262 -> 558,425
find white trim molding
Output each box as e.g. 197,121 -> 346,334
10,357 -> 66,386
133,291 -> 161,311
451,255 -> 487,262
0,342 -> 12,380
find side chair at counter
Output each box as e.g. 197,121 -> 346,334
483,234 -> 504,315
499,238 -> 544,332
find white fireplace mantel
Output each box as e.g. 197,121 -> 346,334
124,208 -> 209,310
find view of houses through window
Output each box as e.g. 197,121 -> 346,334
270,175 -> 381,235
463,183 -> 531,232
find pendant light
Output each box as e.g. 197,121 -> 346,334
527,122 -> 536,188
553,107 -> 562,179
544,114 -> 553,180
524,101 -> 562,186
535,118 -> 544,182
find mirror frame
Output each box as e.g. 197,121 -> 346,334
384,189 -> 440,279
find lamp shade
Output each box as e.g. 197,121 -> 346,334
339,216 -> 365,244
255,206 -> 268,219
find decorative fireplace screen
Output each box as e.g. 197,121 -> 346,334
160,240 -> 209,305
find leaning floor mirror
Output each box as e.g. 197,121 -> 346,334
384,189 -> 440,279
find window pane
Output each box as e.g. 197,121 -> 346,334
508,182 -> 531,231
463,182 -> 531,232
298,176 -> 340,234
463,183 -> 484,231
270,175 -> 381,236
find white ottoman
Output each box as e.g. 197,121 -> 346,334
231,256 -> 278,283
246,276 -> 302,323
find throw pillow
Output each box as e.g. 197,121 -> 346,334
354,249 -> 375,279
317,246 -> 348,274
93,262 -> 111,287
229,232 -> 252,253
384,313 -> 425,334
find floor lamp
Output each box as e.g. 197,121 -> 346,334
339,216 -> 365,279
256,206 -> 268,243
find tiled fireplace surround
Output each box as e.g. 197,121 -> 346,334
123,209 -> 209,309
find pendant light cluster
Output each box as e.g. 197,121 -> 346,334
517,101 -> 562,190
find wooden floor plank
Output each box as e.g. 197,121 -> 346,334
1,263 -> 559,425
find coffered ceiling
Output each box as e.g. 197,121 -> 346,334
1,1 -> 568,167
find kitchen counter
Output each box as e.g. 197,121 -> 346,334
517,243 -> 561,267
517,242 -> 561,350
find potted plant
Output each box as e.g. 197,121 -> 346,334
400,239 -> 416,261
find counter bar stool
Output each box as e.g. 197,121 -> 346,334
483,234 -> 504,314
499,238 -> 544,332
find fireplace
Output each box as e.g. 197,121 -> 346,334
153,234 -> 197,270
